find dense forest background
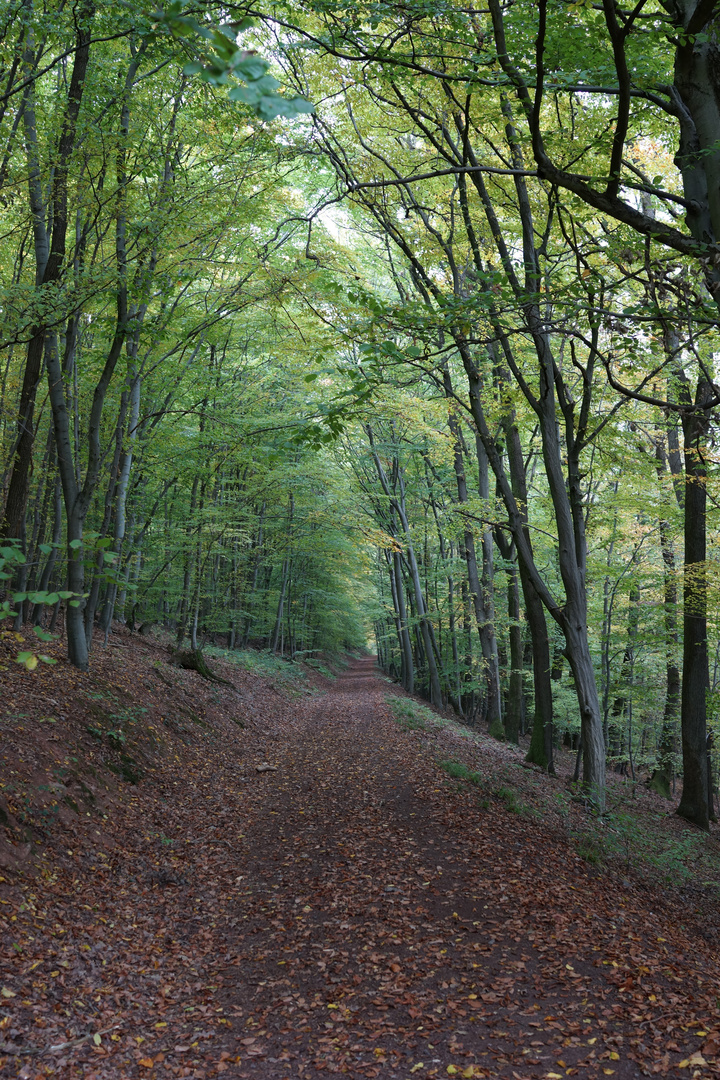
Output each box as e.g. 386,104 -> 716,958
2,0 -> 720,827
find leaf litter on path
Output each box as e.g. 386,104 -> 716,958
0,646 -> 718,1079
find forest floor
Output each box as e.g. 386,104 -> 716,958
1,629 -> 720,1080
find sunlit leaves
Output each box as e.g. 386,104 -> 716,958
153,5 -> 314,119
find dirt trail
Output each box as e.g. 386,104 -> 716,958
2,656 -> 719,1079
175,658 -> 716,1079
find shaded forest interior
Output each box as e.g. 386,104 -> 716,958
3,1 -> 720,851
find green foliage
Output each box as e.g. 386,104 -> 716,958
387,696 -> 435,731
493,785 -> 525,815
205,647 -> 312,694
155,5 -> 314,118
0,0 -> 715,837
439,759 -> 483,787
554,787 -> 718,885
302,656 -> 337,679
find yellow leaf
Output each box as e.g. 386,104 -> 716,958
462,1069 -> 475,1078
327,1003 -> 338,1009
546,1074 -> 563,1079
689,1052 -> 707,1066
0,987 -> 15,998
609,1052 -> 620,1060
139,1058 -> 155,1069
154,1022 -> 167,1028
602,1072 -> 615,1076
678,1060 -> 690,1069
447,1068 -> 458,1076
588,1038 -> 597,1045
410,1066 -> 425,1074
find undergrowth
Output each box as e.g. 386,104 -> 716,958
555,788 -> 720,888
389,694 -> 720,893
302,657 -> 337,679
387,695 -> 458,734
388,696 -> 531,815
205,647 -> 313,695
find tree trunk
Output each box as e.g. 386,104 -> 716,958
495,530 -> 523,744
498,407 -> 554,770
476,435 -> 502,730
649,436 -> 680,797
676,408 -> 710,828
2,5 -> 94,540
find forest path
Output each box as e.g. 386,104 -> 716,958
4,656 -> 719,1079
195,658 -> 714,1080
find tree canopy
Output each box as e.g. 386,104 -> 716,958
2,0 -> 720,827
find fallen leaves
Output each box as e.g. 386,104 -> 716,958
678,1052 -> 708,1068
0,649 -> 719,1080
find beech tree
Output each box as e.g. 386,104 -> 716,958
3,0 -> 720,830
266,0 -> 720,816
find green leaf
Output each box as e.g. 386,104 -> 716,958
69,539 -> 82,550
15,652 -> 38,671
1,546 -> 25,564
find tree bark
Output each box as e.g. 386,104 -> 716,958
2,4 -> 95,540
676,406 -> 710,828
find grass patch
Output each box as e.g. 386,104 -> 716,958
303,657 -> 337,680
440,759 -> 483,786
494,784 -> 527,814
387,695 -> 449,732
388,696 -> 537,818
206,646 -> 312,695
439,759 -> 528,815
387,696 -> 433,731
